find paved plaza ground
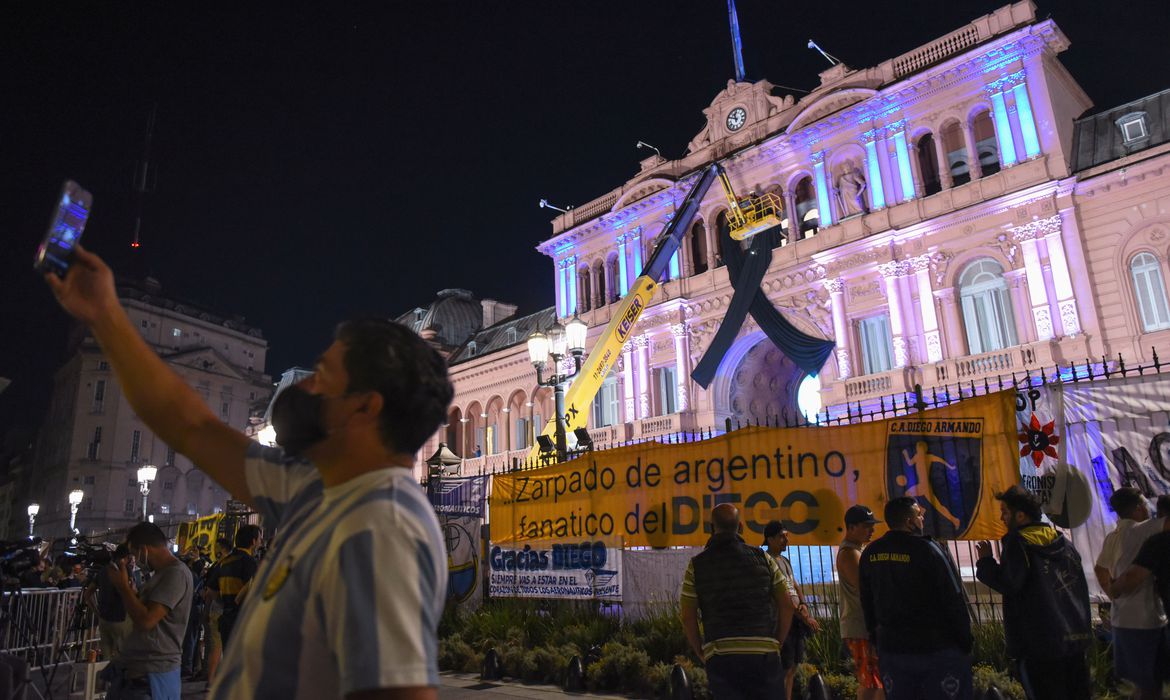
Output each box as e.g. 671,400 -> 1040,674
167,672 -> 626,699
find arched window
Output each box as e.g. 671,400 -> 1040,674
793,176 -> 818,237
1131,252 -> 1170,332
972,110 -> 999,177
941,121 -> 970,186
579,267 -> 592,312
765,186 -> 786,248
594,261 -> 607,308
690,222 -> 709,275
714,211 -> 729,267
917,133 -> 942,196
959,259 -> 1018,354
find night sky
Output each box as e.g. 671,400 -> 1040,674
3,1 -> 1169,440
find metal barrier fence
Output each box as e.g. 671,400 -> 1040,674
1,588 -> 100,672
786,539 -> 1005,624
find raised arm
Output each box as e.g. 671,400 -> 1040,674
46,247 -> 253,504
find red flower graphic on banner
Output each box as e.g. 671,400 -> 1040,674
1019,413 -> 1060,467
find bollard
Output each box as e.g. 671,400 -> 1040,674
564,655 -> 585,692
669,663 -> 692,700
981,686 -> 1005,700
481,648 -> 502,681
805,672 -> 830,700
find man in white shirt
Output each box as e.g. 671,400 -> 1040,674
1095,487 -> 1167,700
46,247 -> 453,700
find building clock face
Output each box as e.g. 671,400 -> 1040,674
726,107 -> 747,132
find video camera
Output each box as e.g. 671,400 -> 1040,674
0,539 -> 43,579
60,541 -> 125,577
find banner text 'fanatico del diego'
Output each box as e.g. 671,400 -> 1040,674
490,391 -> 1019,546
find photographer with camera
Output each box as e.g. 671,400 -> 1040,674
102,522 -> 193,700
84,544 -> 134,662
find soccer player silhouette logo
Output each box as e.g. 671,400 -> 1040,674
887,432 -> 982,538
899,441 -> 963,528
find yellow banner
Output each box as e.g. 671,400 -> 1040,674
496,391 -> 1018,546
530,275 -> 660,459
176,514 -> 224,558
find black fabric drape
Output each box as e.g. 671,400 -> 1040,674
691,227 -> 836,389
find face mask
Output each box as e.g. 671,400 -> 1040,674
270,385 -> 329,457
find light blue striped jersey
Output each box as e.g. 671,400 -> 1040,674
210,442 -> 447,699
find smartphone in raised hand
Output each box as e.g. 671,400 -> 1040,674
34,180 -> 93,277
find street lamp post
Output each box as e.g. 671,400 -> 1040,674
27,503 -> 39,538
138,465 -> 158,520
68,489 -> 84,538
527,314 -> 588,462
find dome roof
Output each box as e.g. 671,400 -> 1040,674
395,289 -> 483,349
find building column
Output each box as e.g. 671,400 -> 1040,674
556,260 -> 567,316
931,129 -> 955,189
630,229 -> 643,284
878,261 -> 910,368
913,257 -> 943,363
908,141 -> 927,198
1013,226 -> 1054,341
961,120 -> 983,179
633,334 -> 652,419
1012,82 -> 1042,159
892,124 -> 916,203
987,82 -> 1019,168
502,407 -> 512,452
566,255 -> 578,315
1004,269 -> 1035,345
813,151 -> 834,227
934,287 -> 964,358
671,324 -> 690,412
825,278 -> 851,379
862,129 -> 886,211
620,347 -> 635,423
616,235 -> 630,297
1043,233 -> 1082,336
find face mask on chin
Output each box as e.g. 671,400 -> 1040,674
271,384 -> 363,457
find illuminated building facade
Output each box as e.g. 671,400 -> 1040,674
415,2 -> 1170,480
26,279 -> 272,537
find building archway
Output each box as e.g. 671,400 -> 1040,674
710,331 -> 805,427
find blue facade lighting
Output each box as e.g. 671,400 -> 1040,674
618,247 -> 629,296
669,250 -> 680,280
990,91 -> 1018,167
1013,83 -> 1041,159
813,160 -> 833,227
568,263 -> 578,314
865,140 -> 886,210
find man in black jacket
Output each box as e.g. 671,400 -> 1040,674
976,485 -> 1091,700
859,497 -> 972,700
680,504 -> 795,700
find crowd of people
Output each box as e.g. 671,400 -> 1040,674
681,489 -> 1170,700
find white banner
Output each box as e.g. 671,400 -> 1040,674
1017,372 -> 1170,597
487,540 -> 622,600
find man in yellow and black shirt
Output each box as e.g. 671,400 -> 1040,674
206,524 -> 261,650
681,503 -> 795,699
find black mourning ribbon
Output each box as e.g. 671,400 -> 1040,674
690,227 -> 836,389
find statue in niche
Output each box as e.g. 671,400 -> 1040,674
835,165 -> 869,218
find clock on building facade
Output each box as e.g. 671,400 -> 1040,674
726,106 -> 747,131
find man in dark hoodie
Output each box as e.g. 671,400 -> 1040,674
859,497 -> 972,700
976,485 -> 1091,700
